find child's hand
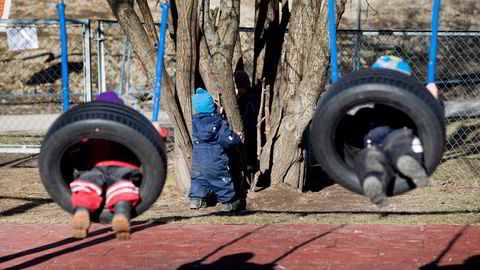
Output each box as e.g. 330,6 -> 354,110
237,132 -> 244,142
152,122 -> 169,138
426,83 -> 439,99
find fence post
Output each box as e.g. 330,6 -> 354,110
83,19 -> 92,102
152,1 -> 169,122
353,0 -> 362,71
119,35 -> 129,96
428,0 -> 441,83
96,21 -> 107,93
56,1 -> 69,112
125,41 -> 132,95
328,0 -> 338,82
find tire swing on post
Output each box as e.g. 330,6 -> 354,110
309,0 -> 445,196
39,101 -> 168,224
310,68 -> 445,196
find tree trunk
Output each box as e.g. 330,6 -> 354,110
256,0 -> 347,190
107,0 -> 193,193
176,0 -> 197,134
136,0 -> 158,46
197,0 -> 244,134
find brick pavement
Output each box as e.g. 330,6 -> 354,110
0,223 -> 479,269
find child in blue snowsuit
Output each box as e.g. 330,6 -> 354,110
189,88 -> 243,211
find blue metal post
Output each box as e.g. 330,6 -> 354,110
152,2 -> 169,122
328,0 -> 338,82
428,0 -> 441,83
56,2 -> 69,112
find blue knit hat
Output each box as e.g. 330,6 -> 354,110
192,88 -> 215,113
96,91 -> 124,105
372,56 -> 412,76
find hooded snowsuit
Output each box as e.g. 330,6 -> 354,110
190,112 -> 242,203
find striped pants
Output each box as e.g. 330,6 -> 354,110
70,161 -> 141,212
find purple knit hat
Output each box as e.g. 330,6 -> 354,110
96,91 -> 124,105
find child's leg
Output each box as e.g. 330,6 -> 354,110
210,175 -> 240,211
383,128 -> 429,187
354,146 -> 394,207
189,178 -> 209,209
105,166 -> 141,240
69,168 -> 107,238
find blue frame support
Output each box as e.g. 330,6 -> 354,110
152,2 -> 169,122
428,0 -> 441,83
328,0 -> 338,82
56,1 -> 69,112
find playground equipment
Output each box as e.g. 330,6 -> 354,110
39,102 -> 168,223
38,2 -> 170,223
310,0 -> 445,195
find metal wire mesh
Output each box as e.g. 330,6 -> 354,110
337,30 -> 480,184
0,19 -> 87,149
99,21 -> 153,95
2,19 -> 480,184
239,27 -> 255,80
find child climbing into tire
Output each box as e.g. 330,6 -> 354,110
70,91 -> 168,240
346,56 -> 443,207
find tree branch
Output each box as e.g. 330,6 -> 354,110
136,0 -> 158,46
198,0 -> 217,53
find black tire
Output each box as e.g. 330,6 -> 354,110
39,101 -> 167,223
310,68 -> 445,195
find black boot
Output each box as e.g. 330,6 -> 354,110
112,201 -> 132,240
355,146 -> 394,207
383,128 -> 429,187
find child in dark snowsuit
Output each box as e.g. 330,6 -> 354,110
70,91 -> 168,239
234,70 -> 258,173
339,56 -> 443,207
189,88 -> 242,211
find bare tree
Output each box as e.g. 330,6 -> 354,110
106,0 -> 347,194
107,0 -> 193,193
253,0 -> 347,190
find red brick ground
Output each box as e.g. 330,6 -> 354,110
0,223 -> 479,269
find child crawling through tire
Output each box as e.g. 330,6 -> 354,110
69,91 -> 168,240
338,56 -> 444,207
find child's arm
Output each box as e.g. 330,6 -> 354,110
217,120 -> 242,149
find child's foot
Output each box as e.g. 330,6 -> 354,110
222,199 -> 241,212
363,176 -> 388,207
396,155 -> 430,187
71,208 -> 90,239
112,201 -> 132,240
189,198 -> 207,209
112,214 -> 130,240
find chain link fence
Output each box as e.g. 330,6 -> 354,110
0,19 -> 88,152
97,20 -> 174,159
0,19 -> 173,154
2,20 -> 480,183
97,21 -> 153,98
238,27 -> 255,80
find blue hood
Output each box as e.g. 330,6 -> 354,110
192,113 -> 223,142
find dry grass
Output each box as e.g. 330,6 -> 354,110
1,159 -> 479,226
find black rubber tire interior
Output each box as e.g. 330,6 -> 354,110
39,101 -> 167,224
310,68 -> 445,196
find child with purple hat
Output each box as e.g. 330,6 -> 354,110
70,91 -> 168,239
